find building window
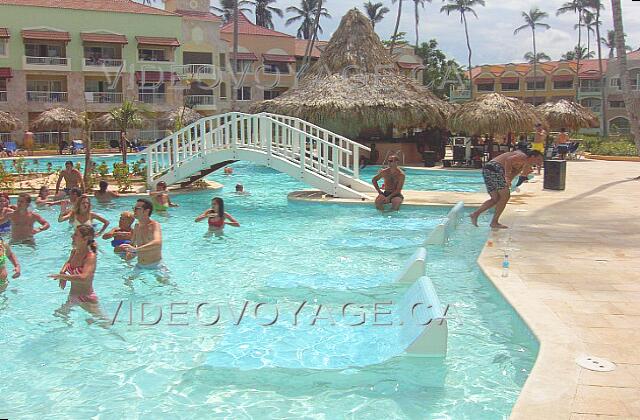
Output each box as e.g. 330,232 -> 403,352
25,43 -> 64,58
138,48 -> 169,62
0,79 -> 7,92
234,60 -> 253,73
27,79 -> 63,92
609,78 -> 621,89
264,62 -> 290,74
219,53 -> 226,71
609,100 -> 625,108
264,90 -> 283,100
236,86 -> 251,101
501,82 -> 519,91
477,83 -> 494,92
526,80 -> 545,90
553,80 -> 573,89
0,40 -> 7,57
219,82 -> 227,99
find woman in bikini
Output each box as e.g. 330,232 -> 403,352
49,225 -> 101,316
0,239 -> 21,292
195,197 -> 240,233
0,193 -> 16,235
58,194 -> 109,237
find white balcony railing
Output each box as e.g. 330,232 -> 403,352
84,92 -> 123,103
25,56 -> 68,66
34,131 -> 69,145
26,91 -> 68,102
185,95 -> 215,107
178,64 -> 216,77
91,131 -> 120,143
83,58 -> 123,67
579,86 -> 602,93
138,93 -> 166,104
0,91 -> 6,102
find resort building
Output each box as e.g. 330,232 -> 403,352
450,50 -> 640,135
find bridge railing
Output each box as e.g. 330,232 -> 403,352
146,112 -> 361,190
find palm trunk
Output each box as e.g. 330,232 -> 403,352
231,0 -> 239,112
304,0 -> 323,68
389,0 -> 403,57
595,3 -> 607,136
611,0 -> 640,154
414,1 -> 420,51
576,14 -> 582,101
462,12 -> 473,99
83,125 -> 92,190
532,28 -> 537,104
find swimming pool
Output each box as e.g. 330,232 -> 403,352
0,162 -> 537,418
0,153 -> 145,174
359,166 -> 484,193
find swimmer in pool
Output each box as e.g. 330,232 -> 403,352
94,180 -> 120,203
102,211 -> 134,254
195,197 -> 240,232
58,195 -> 109,237
0,193 -> 50,245
0,239 -> 21,292
35,186 -> 53,207
120,199 -> 164,269
149,181 -> 178,213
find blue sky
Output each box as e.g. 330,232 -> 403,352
155,1 -> 640,66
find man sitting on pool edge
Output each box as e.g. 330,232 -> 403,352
372,155 -> 405,211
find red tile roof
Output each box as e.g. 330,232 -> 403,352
174,9 -> 222,23
22,29 -> 71,41
81,33 -> 128,44
0,0 -> 176,16
263,54 -> 296,63
0,68 -> 13,78
229,52 -> 258,61
471,58 -> 612,80
0,28 -> 9,38
294,39 -> 326,58
136,36 -> 180,47
221,12 -> 293,38
397,62 -> 422,70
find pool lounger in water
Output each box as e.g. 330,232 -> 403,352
394,247 -> 426,284
425,201 -> 464,246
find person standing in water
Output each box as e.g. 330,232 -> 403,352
149,181 -> 178,213
94,180 -> 120,203
58,195 -> 109,237
372,155 -> 405,211
121,199 -> 164,270
102,211 -> 134,254
0,193 -> 50,245
195,197 -> 240,233
55,161 -> 85,198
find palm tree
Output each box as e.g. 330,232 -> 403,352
248,0 -> 283,29
514,8 -> 550,103
107,101 -> 146,164
389,0 -> 404,57
524,52 -> 551,64
601,29 -> 631,59
611,0 -> 640,154
586,0 -> 606,135
362,2 -> 390,30
80,112 -> 94,189
578,10 -> 598,58
286,0 -> 330,40
557,0 -> 588,100
302,0 -> 327,69
440,0 -> 486,97
212,0 -> 252,23
413,0 -> 432,51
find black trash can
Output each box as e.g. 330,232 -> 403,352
422,151 -> 436,167
543,159 -> 566,190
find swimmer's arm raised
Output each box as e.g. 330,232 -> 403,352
195,210 -> 212,222
33,213 -> 50,234
92,213 -> 110,236
224,212 -> 240,227
102,228 -> 118,240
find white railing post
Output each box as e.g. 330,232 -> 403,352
231,113 -> 238,150
299,133 -> 306,175
146,147 -> 153,186
172,134 -> 178,171
333,144 -> 340,195
353,145 -> 360,179
266,116 -> 272,157
200,120 -> 206,153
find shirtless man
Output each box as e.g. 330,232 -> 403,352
149,181 -> 178,213
470,150 -> 543,229
372,155 -> 405,211
0,193 -> 50,244
121,199 -> 163,269
94,180 -> 120,203
55,161 -> 85,198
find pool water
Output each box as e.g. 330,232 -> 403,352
359,166 -> 484,193
0,153 -> 145,174
0,162 -> 537,419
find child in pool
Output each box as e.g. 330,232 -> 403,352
102,211 -> 134,254
0,239 -> 21,291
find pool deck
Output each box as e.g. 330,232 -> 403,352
478,159 -> 640,420
290,159 -> 640,419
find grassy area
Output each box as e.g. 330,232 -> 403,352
578,134 -> 638,157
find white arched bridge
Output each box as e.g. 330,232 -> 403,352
145,112 -> 376,199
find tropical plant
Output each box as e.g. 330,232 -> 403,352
303,0 -> 327,69
112,163 -> 133,192
107,100 -> 147,164
383,32 -> 409,48
212,0 -> 252,23
557,0 -> 589,99
601,29 -> 631,59
286,0 -> 330,40
578,10 -> 598,58
389,0 -> 404,57
562,45 -> 595,60
611,0 -> 640,154
413,0 -> 431,51
79,112 -> 94,189
514,8 -> 550,101
415,39 -> 467,98
362,1 -> 389,30
524,51 -> 551,64
440,0 -> 486,97
586,0 -> 607,135
247,0 -> 283,29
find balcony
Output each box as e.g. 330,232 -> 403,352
138,92 -> 166,104
0,91 -> 6,102
23,56 -> 71,71
83,57 -> 124,72
185,95 -> 216,110
449,86 -> 471,101
27,91 -> 68,103
84,92 -> 123,104
177,64 -> 217,80
579,86 -> 602,94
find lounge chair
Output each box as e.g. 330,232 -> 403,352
566,142 -> 582,160
5,141 -> 18,155
70,140 -> 85,154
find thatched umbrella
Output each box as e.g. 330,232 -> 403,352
251,8 -> 449,137
537,99 -> 599,131
159,106 -> 202,131
31,108 -> 84,154
448,93 -> 542,136
0,111 -> 21,132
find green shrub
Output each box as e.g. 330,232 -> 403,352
589,141 -> 638,156
112,163 -> 133,192
96,162 -> 109,177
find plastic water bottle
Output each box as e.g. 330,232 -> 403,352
502,254 -> 510,277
